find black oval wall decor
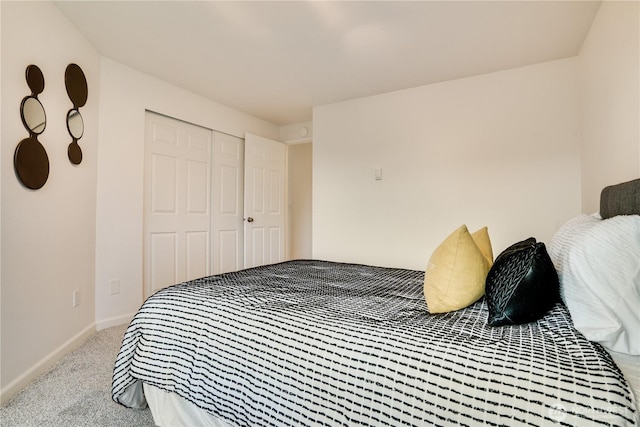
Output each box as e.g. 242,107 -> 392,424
14,137 -> 50,190
65,63 -> 88,165
65,64 -> 88,108
14,64 -> 50,190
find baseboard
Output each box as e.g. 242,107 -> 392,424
0,322 -> 96,405
96,313 -> 135,331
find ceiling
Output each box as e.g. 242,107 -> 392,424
54,1 -> 601,126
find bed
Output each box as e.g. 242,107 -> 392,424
112,179 -> 640,427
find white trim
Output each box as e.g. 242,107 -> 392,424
0,323 -> 96,404
283,137 -> 312,145
96,313 -> 135,331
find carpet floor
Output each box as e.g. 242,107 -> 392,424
1,324 -> 155,426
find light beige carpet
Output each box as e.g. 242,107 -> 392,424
1,324 -> 155,427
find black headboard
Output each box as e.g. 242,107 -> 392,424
600,178 -> 640,219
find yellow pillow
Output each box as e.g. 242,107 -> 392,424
424,225 -> 492,313
471,226 -> 493,266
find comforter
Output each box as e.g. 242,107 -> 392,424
112,260 -> 638,426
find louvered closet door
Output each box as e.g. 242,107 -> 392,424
144,112 -> 212,298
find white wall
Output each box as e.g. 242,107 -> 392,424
287,143 -> 313,260
94,58 -> 278,328
1,0 -> 279,400
579,1 -> 640,213
1,1 -> 100,397
313,58 -> 582,270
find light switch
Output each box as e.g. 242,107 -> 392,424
374,168 -> 383,180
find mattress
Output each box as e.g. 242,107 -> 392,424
112,260 -> 638,426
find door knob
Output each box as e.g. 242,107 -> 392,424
246,217 -> 254,223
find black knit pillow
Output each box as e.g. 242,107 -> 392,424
486,239 -> 560,326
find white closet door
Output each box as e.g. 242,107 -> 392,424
144,112 -> 211,297
244,133 -> 286,268
211,132 -> 244,274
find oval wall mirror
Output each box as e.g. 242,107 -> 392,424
67,109 -> 84,139
21,96 -> 46,135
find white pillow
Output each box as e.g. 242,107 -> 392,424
549,214 -> 640,355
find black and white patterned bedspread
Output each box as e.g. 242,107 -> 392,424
112,260 -> 638,426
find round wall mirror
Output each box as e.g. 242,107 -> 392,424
67,109 -> 84,139
21,96 -> 46,135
